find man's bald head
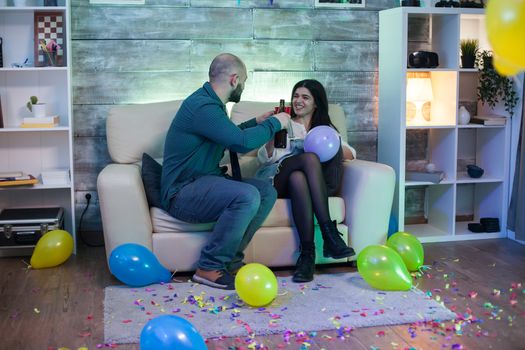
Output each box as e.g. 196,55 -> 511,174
208,53 -> 246,83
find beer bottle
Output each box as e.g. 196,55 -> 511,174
274,99 -> 288,148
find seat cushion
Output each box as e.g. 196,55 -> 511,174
150,197 -> 345,233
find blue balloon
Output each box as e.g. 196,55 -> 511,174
303,125 -> 341,162
140,315 -> 206,350
109,243 -> 171,287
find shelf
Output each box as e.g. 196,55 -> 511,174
0,183 -> 71,191
405,223 -> 452,242
0,127 -> 69,132
458,124 -> 506,129
455,222 -> 506,239
0,6 -> 67,11
0,67 -> 68,72
379,7 -> 515,243
406,124 -> 455,129
0,0 -> 75,252
456,173 -> 503,183
406,180 -> 453,187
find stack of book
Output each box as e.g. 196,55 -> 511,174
0,171 -> 38,187
40,169 -> 70,185
20,115 -> 60,128
470,114 -> 506,126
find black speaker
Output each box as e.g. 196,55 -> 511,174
408,51 -> 439,68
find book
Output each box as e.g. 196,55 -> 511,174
0,171 -> 24,179
41,169 -> 70,185
0,174 -> 38,187
22,115 -> 59,124
470,115 -> 506,126
406,171 -> 445,183
20,122 -> 59,128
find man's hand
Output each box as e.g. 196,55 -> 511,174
274,112 -> 291,130
256,111 -> 274,124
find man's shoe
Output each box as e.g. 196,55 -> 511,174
292,249 -> 315,283
320,220 -> 356,259
192,269 -> 235,290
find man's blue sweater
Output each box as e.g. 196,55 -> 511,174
161,82 -> 281,209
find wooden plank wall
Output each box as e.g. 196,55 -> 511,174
70,0 -> 397,231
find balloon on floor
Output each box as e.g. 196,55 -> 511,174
109,243 -> 171,287
486,0 -> 525,76
235,263 -> 278,307
30,229 -> 74,269
140,315 -> 206,350
357,244 -> 412,291
304,125 -> 341,162
386,231 -> 424,272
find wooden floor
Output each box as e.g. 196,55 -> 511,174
1,238 -> 524,350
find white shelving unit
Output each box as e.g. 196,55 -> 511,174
378,7 -> 519,243
0,1 -> 75,254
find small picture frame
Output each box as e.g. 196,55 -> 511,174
34,11 -> 65,67
315,0 -> 366,8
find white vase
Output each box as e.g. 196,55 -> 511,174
458,106 -> 471,125
32,103 -> 47,118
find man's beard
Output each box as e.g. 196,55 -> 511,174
228,84 -> 244,103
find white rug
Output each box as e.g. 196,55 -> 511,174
104,272 -> 455,344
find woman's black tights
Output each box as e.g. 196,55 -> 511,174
273,152 -> 330,250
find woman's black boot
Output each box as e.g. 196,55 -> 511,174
292,248 -> 315,283
320,220 -> 356,259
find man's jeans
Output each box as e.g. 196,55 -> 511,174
167,175 -> 277,271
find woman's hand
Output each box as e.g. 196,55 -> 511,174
264,140 -> 275,158
256,110 -> 275,124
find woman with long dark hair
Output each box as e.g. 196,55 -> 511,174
256,79 -> 356,282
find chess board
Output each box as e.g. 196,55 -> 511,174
33,11 -> 65,67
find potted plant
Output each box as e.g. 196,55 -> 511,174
476,50 -> 518,117
26,96 -> 46,118
460,39 -> 479,68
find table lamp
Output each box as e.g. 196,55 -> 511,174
406,77 -> 433,124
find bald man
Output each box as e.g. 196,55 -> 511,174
161,53 -> 290,289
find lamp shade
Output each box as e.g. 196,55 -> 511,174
406,78 -> 433,103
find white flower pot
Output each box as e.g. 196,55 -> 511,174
32,103 -> 47,118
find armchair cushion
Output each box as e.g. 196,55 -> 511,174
141,153 -> 163,208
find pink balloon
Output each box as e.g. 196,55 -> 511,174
303,126 -> 341,162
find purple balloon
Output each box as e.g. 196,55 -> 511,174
303,126 -> 341,162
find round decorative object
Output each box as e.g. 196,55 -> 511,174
458,106 -> 471,125
425,163 -> 436,173
467,164 -> 484,178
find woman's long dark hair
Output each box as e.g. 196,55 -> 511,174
290,79 -> 337,131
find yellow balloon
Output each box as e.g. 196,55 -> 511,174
486,0 -> 525,68
494,55 -> 521,77
30,229 -> 74,269
386,231 -> 424,272
357,245 -> 412,291
235,263 -> 278,307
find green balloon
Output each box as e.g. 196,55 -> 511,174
357,245 -> 412,291
386,232 -> 424,272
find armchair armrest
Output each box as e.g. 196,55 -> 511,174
340,159 -> 395,255
97,163 -> 153,264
